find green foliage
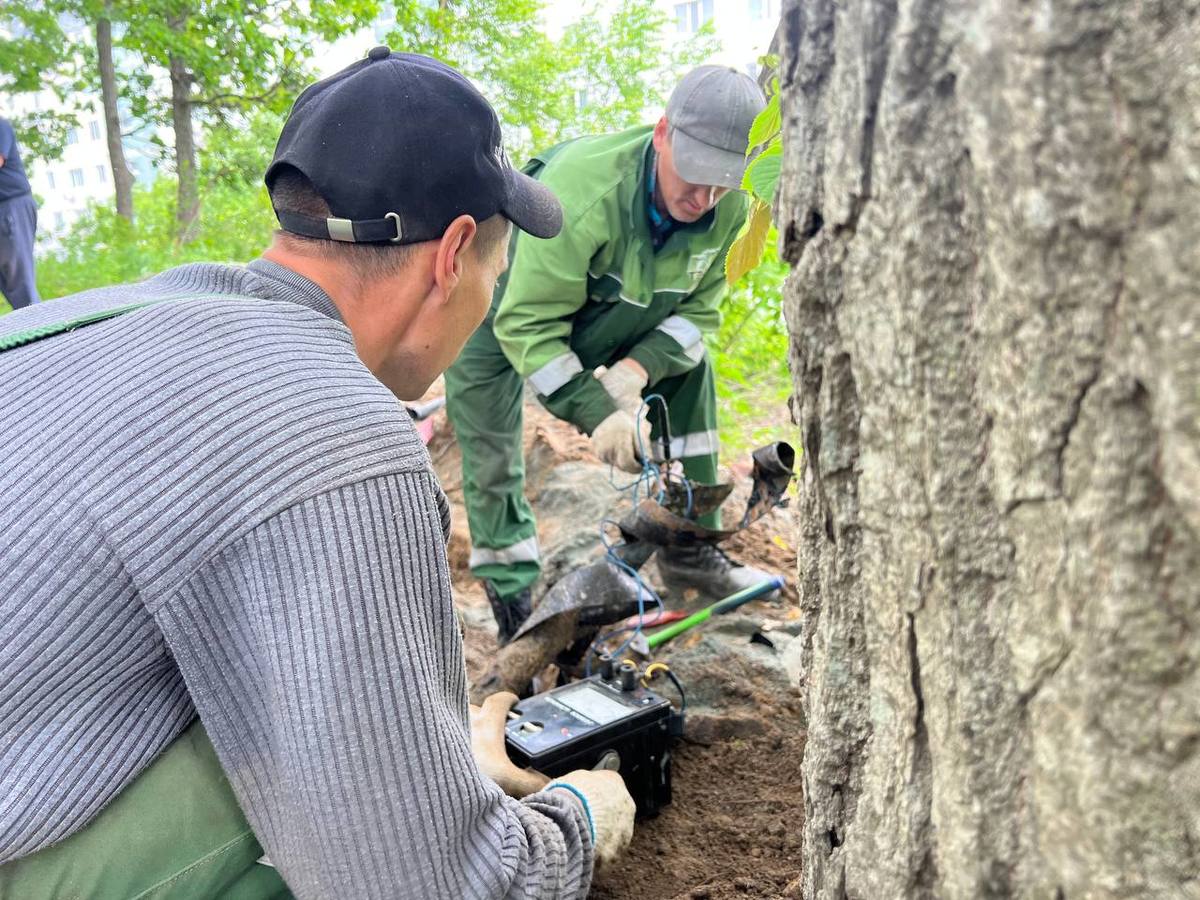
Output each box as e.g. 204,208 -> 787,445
0,1 -> 90,164
389,0 -> 562,158
199,108 -> 285,189
710,237 -> 791,458
0,3 -> 84,94
745,92 -> 780,150
725,80 -> 782,284
8,110 -> 80,165
556,3 -> 719,145
34,158 -> 275,302
717,74 -> 791,453
388,0 -> 718,161
119,0 -> 382,129
743,141 -> 781,204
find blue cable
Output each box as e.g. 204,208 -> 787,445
587,392 -> 704,673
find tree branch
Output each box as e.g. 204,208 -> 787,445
192,79 -> 286,108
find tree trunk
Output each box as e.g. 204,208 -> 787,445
168,44 -> 199,242
95,13 -> 134,222
776,1 -> 1199,897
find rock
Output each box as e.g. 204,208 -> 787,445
656,614 -> 805,738
526,457 -> 633,601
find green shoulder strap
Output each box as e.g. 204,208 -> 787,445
0,302 -> 156,353
0,292 -> 247,354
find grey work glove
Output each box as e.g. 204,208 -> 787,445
596,358 -> 649,416
591,409 -> 652,474
547,769 -> 636,869
469,691 -> 551,797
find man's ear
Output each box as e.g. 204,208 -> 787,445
652,116 -> 669,152
433,215 -> 478,298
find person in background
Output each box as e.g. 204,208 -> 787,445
445,66 -> 774,643
0,116 -> 40,310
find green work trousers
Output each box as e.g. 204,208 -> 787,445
444,314 -> 719,601
0,720 -> 291,900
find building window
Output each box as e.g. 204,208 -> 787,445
54,212 -> 65,229
70,168 -> 84,187
749,0 -> 763,16
46,172 -> 55,190
66,128 -> 79,146
89,120 -> 102,140
675,0 -> 713,32
96,165 -> 107,182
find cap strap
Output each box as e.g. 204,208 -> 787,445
275,209 -> 404,244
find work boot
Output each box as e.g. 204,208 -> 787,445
656,543 -> 781,603
485,582 -> 532,646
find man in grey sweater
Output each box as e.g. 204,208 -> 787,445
0,49 -> 634,898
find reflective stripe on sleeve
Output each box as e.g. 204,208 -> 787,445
527,351 -> 584,397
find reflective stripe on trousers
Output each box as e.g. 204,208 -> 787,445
468,534 -> 541,569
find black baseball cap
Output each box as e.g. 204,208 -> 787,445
265,47 -> 562,245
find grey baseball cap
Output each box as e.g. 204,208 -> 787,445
666,65 -> 767,190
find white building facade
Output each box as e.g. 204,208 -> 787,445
3,90 -> 156,242
664,0 -> 780,76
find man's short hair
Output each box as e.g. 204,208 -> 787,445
269,167 -> 510,279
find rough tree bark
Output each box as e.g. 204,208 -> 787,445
776,1 -> 1199,897
96,12 -> 134,222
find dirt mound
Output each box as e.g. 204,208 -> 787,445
590,728 -> 806,900
425,389 -> 803,897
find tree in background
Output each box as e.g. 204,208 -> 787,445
119,0 -> 381,242
27,0 -> 732,302
389,0 -> 718,162
94,3 -> 135,220
0,1 -> 135,218
0,4 -> 84,166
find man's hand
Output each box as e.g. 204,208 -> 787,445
591,410 -> 652,474
470,691 -> 551,797
547,770 -> 636,869
596,358 -> 649,416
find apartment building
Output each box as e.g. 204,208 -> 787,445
4,89 -> 158,243
665,0 -> 780,76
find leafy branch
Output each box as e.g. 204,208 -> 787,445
725,75 -> 782,285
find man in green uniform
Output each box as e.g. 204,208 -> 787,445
445,66 -> 777,641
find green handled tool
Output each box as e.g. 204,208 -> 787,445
645,575 -> 786,648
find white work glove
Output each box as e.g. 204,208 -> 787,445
469,691 -> 551,797
591,409 -> 652,474
597,358 -> 649,416
547,769 -> 636,869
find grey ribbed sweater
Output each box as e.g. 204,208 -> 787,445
0,260 -> 593,898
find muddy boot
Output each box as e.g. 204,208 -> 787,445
485,582 -> 532,646
656,543 -> 781,603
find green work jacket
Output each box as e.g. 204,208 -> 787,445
492,125 -> 748,433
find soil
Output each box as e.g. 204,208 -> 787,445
590,728 -> 806,900
423,387 -> 805,898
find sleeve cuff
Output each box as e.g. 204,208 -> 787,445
545,783 -> 596,843
537,369 -> 618,434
